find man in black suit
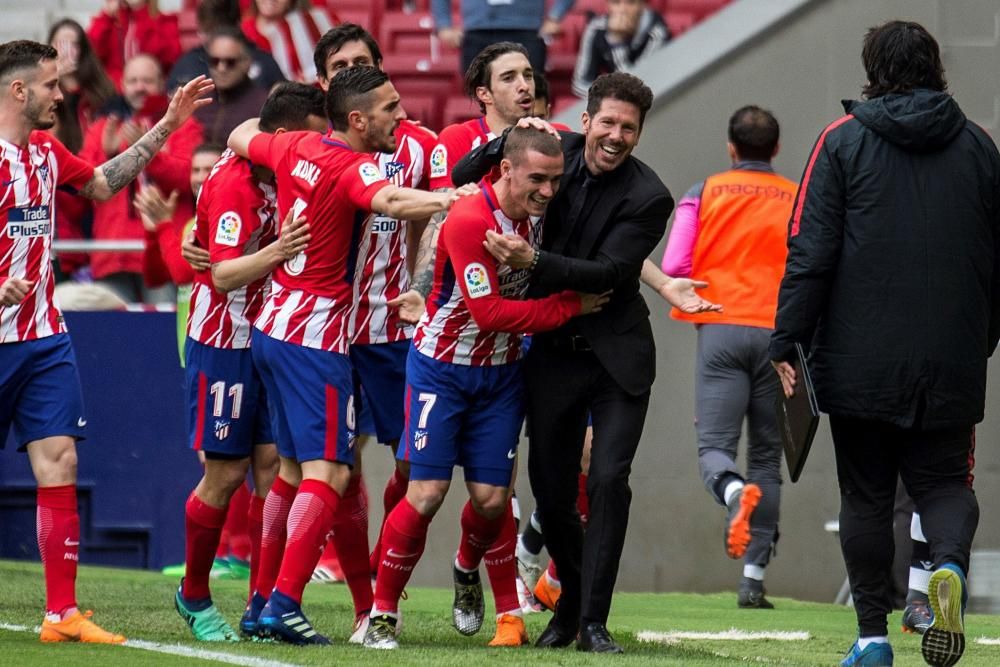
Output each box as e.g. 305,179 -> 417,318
454,72 -> 684,653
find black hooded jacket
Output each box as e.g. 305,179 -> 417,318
770,89 -> 1000,429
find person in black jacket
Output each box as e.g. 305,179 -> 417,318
769,21 -> 1000,667
455,72 -> 711,653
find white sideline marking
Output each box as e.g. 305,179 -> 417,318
976,637 -> 1000,645
0,622 -> 301,667
638,629 -> 811,645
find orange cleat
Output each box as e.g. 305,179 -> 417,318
488,613 -> 528,646
40,610 -> 126,644
726,483 -> 761,559
533,570 -> 562,612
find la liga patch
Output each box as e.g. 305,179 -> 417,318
359,162 -> 383,186
430,145 -> 447,178
464,262 -> 492,298
214,211 -> 242,246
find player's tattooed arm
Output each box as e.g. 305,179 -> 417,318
412,201 -> 449,298
79,76 -> 215,201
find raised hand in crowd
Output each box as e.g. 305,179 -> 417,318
134,184 -> 178,233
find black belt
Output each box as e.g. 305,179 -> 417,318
543,334 -> 593,352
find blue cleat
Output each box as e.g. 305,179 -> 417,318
922,563 -> 967,667
239,592 -> 268,638
256,590 -> 331,645
840,640 -> 893,667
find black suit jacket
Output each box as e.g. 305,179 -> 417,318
454,132 -> 673,395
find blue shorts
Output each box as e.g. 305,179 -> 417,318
399,350 -> 523,487
185,338 -> 273,457
251,329 -> 356,465
0,334 -> 86,451
355,385 -> 377,438
350,340 -> 409,444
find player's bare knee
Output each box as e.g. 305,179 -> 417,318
469,486 -> 508,518
406,480 -> 448,516
27,437 -> 78,486
251,445 -> 279,485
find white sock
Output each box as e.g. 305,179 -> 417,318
530,512 -> 543,533
723,480 -> 745,506
511,495 -> 521,523
496,609 -> 523,619
454,556 -> 477,574
369,606 -> 399,620
909,567 -> 932,595
910,513 -> 926,541
858,636 -> 888,649
743,564 -> 765,581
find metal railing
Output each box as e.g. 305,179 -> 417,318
52,240 -> 146,253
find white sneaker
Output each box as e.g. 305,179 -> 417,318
516,534 -> 546,593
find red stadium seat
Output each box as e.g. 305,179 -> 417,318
570,0 -> 606,19
665,10 -> 696,36
442,95 -> 479,127
178,8 -> 200,52
383,53 -> 462,129
380,11 -> 437,52
664,0 -> 731,21
400,94 -> 440,129
548,13 -> 587,56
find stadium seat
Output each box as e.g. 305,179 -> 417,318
665,11 -> 696,37
570,0 -> 606,19
664,0 -> 731,22
399,94 -> 439,130
380,11 -> 437,53
177,8 -> 199,52
384,53 -> 461,129
442,95 -> 479,127
548,13 -> 587,56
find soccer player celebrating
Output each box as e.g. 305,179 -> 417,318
226,65 -> 473,645
0,40 -> 212,644
174,82 -> 328,642
310,25 -> 439,639
363,127 -> 608,650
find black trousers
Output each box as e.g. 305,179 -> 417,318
460,30 -> 547,76
829,416 -> 979,637
525,345 -> 649,628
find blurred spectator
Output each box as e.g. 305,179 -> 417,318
532,70 -> 552,117
168,0 -> 285,92
432,0 -> 574,74
194,28 -> 270,145
88,0 -> 182,88
572,0 -> 669,97
48,18 -> 117,281
79,54 -> 202,304
49,19 -> 117,151
241,0 -> 339,82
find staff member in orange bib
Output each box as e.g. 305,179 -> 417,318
660,105 -> 796,609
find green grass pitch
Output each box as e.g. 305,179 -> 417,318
2,559 -> 1000,665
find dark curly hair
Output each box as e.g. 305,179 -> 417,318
463,41 -> 530,114
586,72 -> 653,128
861,20 -> 947,99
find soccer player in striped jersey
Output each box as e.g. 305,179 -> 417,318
0,40 -> 213,644
226,65 -> 474,645
309,26 -> 440,639
363,127 -> 608,650
173,82 -> 327,642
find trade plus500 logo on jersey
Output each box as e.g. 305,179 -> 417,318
7,205 -> 51,238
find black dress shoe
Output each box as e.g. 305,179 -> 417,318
576,622 -> 623,653
535,618 -> 577,648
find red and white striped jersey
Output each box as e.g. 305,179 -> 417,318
428,117 -> 496,190
242,8 -> 339,83
187,150 -> 277,349
413,180 -> 580,366
248,130 -> 390,353
0,132 -> 95,343
349,120 -> 437,345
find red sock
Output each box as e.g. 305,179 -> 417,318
483,502 -> 520,615
332,475 -> 374,615
37,485 -> 79,616
247,494 -> 265,600
274,479 -> 340,604
374,498 -> 430,614
182,492 -> 228,601
456,500 -> 504,571
256,476 -> 297,599
370,468 -> 408,575
226,482 -> 252,562
577,473 -> 590,527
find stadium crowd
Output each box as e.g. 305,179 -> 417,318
0,4 -> 997,667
